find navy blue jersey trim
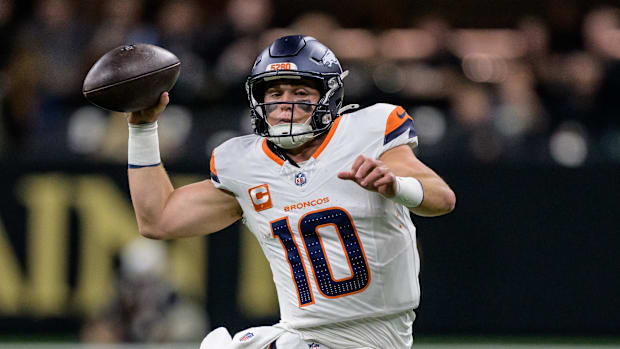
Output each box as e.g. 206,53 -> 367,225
384,118 -> 416,145
210,173 -> 220,183
128,163 -> 161,169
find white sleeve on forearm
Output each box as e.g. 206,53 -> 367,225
128,121 -> 161,167
391,176 -> 424,208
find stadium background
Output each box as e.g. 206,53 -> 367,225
0,0 -> 619,346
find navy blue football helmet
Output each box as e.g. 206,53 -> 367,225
246,35 -> 349,148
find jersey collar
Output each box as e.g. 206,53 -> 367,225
261,138 -> 285,166
261,116 -> 342,166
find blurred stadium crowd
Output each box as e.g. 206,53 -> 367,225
1,0 -> 620,167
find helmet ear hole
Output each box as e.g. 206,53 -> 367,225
321,113 -> 332,124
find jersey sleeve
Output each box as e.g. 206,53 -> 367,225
209,147 -> 232,192
381,104 -> 418,153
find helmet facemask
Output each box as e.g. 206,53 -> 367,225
263,101 -> 317,149
247,72 -> 345,149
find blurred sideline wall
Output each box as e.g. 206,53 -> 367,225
0,163 -> 618,338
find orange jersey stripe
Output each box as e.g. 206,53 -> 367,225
384,106 -> 413,136
262,139 -> 285,166
312,116 -> 342,159
209,149 -> 217,176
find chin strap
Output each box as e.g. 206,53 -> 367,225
338,103 -> 360,114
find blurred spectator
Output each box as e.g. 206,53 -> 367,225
584,7 -> 620,156
1,40 -> 41,154
582,6 -> 620,60
226,0 -> 272,35
156,0 -> 208,104
5,0 -> 91,155
544,0 -> 584,53
518,16 -> 551,59
290,12 -> 340,48
495,64 -> 547,139
213,37 -> 261,102
200,0 -> 272,63
535,51 -> 602,137
20,0 -> 89,101
416,15 -> 461,69
0,0 -> 15,68
518,16 -> 552,83
194,0 -> 273,103
0,0 -> 16,153
84,0 -> 155,60
448,83 -> 503,163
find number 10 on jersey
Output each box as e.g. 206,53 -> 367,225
271,207 -> 371,306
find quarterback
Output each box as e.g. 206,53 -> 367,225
127,35 -> 456,348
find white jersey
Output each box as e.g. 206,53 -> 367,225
210,103 -> 421,329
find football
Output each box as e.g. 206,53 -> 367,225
82,43 -> 181,113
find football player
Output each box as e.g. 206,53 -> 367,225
127,35 -> 456,348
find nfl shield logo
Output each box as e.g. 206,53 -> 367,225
295,172 -> 307,186
239,332 -> 254,342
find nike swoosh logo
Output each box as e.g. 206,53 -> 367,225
397,110 -> 407,119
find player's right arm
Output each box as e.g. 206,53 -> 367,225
128,93 -> 243,240
129,170 -> 242,239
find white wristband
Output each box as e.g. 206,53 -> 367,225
128,121 -> 161,168
391,176 -> 424,208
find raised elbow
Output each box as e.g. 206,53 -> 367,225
444,189 -> 456,213
138,225 -> 167,240
411,187 -> 456,217
428,187 -> 456,215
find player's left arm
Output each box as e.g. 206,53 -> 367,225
338,144 -> 456,216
